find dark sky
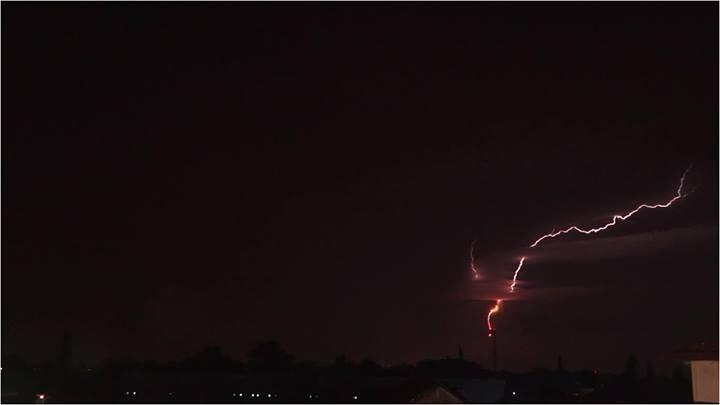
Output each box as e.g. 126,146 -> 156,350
3,3 -> 718,373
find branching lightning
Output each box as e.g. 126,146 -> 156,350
480,166 -> 692,334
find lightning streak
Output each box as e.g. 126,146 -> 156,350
509,257 -> 526,292
486,299 -> 501,333
470,240 -> 480,279
511,166 -> 691,291
530,167 -> 690,248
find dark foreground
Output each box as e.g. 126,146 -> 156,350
2,352 -> 693,403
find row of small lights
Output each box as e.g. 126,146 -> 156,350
233,393 -> 277,398
233,393 -> 358,401
121,391 -> 359,400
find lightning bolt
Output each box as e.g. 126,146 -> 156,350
487,299 -> 501,334
512,165 -> 692,290
509,257 -> 526,293
470,240 -> 480,280
529,166 -> 691,248
482,165 -> 692,333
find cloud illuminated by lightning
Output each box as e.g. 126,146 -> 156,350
512,166 -> 692,291
482,165 -> 692,333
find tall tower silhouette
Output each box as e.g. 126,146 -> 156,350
59,331 -> 73,372
488,329 -> 498,371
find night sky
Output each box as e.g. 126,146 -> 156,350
3,3 -> 718,373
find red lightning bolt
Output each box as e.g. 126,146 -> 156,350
487,299 -> 501,334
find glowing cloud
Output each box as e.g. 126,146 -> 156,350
480,165 -> 692,333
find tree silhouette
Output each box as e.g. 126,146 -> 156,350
359,359 -> 382,376
646,360 -> 655,379
334,354 -> 347,368
624,354 -> 637,379
184,345 -> 242,372
247,340 -> 294,373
